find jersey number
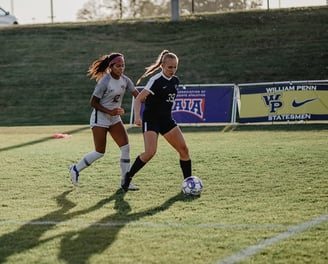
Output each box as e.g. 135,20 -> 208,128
113,95 -> 121,103
166,93 -> 176,103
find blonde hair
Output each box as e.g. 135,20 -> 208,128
136,50 -> 178,85
87,53 -> 124,82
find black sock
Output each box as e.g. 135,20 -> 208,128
180,159 -> 192,179
128,156 -> 146,178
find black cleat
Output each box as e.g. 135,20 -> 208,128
121,172 -> 132,192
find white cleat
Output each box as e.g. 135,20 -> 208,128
128,183 -> 140,191
69,165 -> 79,186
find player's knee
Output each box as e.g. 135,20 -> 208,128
179,145 -> 189,159
142,150 -> 156,162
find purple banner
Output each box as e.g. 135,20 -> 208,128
172,85 -> 233,123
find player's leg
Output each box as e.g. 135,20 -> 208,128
129,130 -> 158,176
109,121 -> 139,190
76,126 -> 107,171
108,121 -> 129,185
140,130 -> 159,162
163,126 -> 192,179
69,126 -> 106,186
121,130 -> 158,191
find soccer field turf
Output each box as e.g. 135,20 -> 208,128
0,125 -> 327,264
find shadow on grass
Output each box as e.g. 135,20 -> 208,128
0,126 -> 89,152
58,190 -> 190,264
0,190 -> 76,263
0,189 -> 192,263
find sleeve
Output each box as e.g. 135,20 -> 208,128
144,76 -> 156,95
123,75 -> 136,92
92,75 -> 110,99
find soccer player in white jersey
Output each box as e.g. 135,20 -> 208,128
121,50 -> 192,192
69,53 -> 139,190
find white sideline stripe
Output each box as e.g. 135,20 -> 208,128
0,220 -> 285,230
216,214 -> 328,264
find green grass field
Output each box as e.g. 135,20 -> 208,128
1,5 -> 327,263
0,125 -> 327,263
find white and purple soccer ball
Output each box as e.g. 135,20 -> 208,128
182,176 -> 203,196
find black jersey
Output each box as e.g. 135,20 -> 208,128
143,72 -> 179,120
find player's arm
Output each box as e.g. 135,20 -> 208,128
125,76 -> 139,99
133,89 -> 149,126
90,96 -> 124,116
131,89 -> 139,98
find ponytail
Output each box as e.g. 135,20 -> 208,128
87,53 -> 124,82
136,49 -> 171,85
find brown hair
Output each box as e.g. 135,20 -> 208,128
87,53 -> 123,81
136,50 -> 178,85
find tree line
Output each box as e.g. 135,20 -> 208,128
77,0 -> 262,21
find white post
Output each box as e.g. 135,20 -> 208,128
130,97 -> 135,126
230,84 -> 239,124
50,0 -> 54,23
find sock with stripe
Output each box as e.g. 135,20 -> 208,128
120,144 -> 130,184
76,151 -> 104,172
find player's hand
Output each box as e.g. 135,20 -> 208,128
134,118 -> 142,127
110,108 -> 125,116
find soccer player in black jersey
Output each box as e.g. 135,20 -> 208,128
121,50 -> 192,192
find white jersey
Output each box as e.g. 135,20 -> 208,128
92,74 -> 135,109
90,74 -> 135,128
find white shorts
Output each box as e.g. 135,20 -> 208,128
90,109 -> 122,128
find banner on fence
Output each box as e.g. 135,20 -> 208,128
238,82 -> 328,122
171,85 -> 234,123
131,85 -> 234,124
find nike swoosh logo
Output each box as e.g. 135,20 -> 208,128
292,98 -> 317,107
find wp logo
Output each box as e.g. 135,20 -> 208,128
262,94 -> 283,113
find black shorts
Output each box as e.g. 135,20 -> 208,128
142,118 -> 177,135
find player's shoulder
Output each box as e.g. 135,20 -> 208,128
148,72 -> 163,83
171,75 -> 179,84
144,72 -> 162,91
121,74 -> 132,82
98,73 -> 111,84
171,73 -> 179,80
121,74 -> 135,91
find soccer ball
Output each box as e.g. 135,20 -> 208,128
182,176 -> 203,196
